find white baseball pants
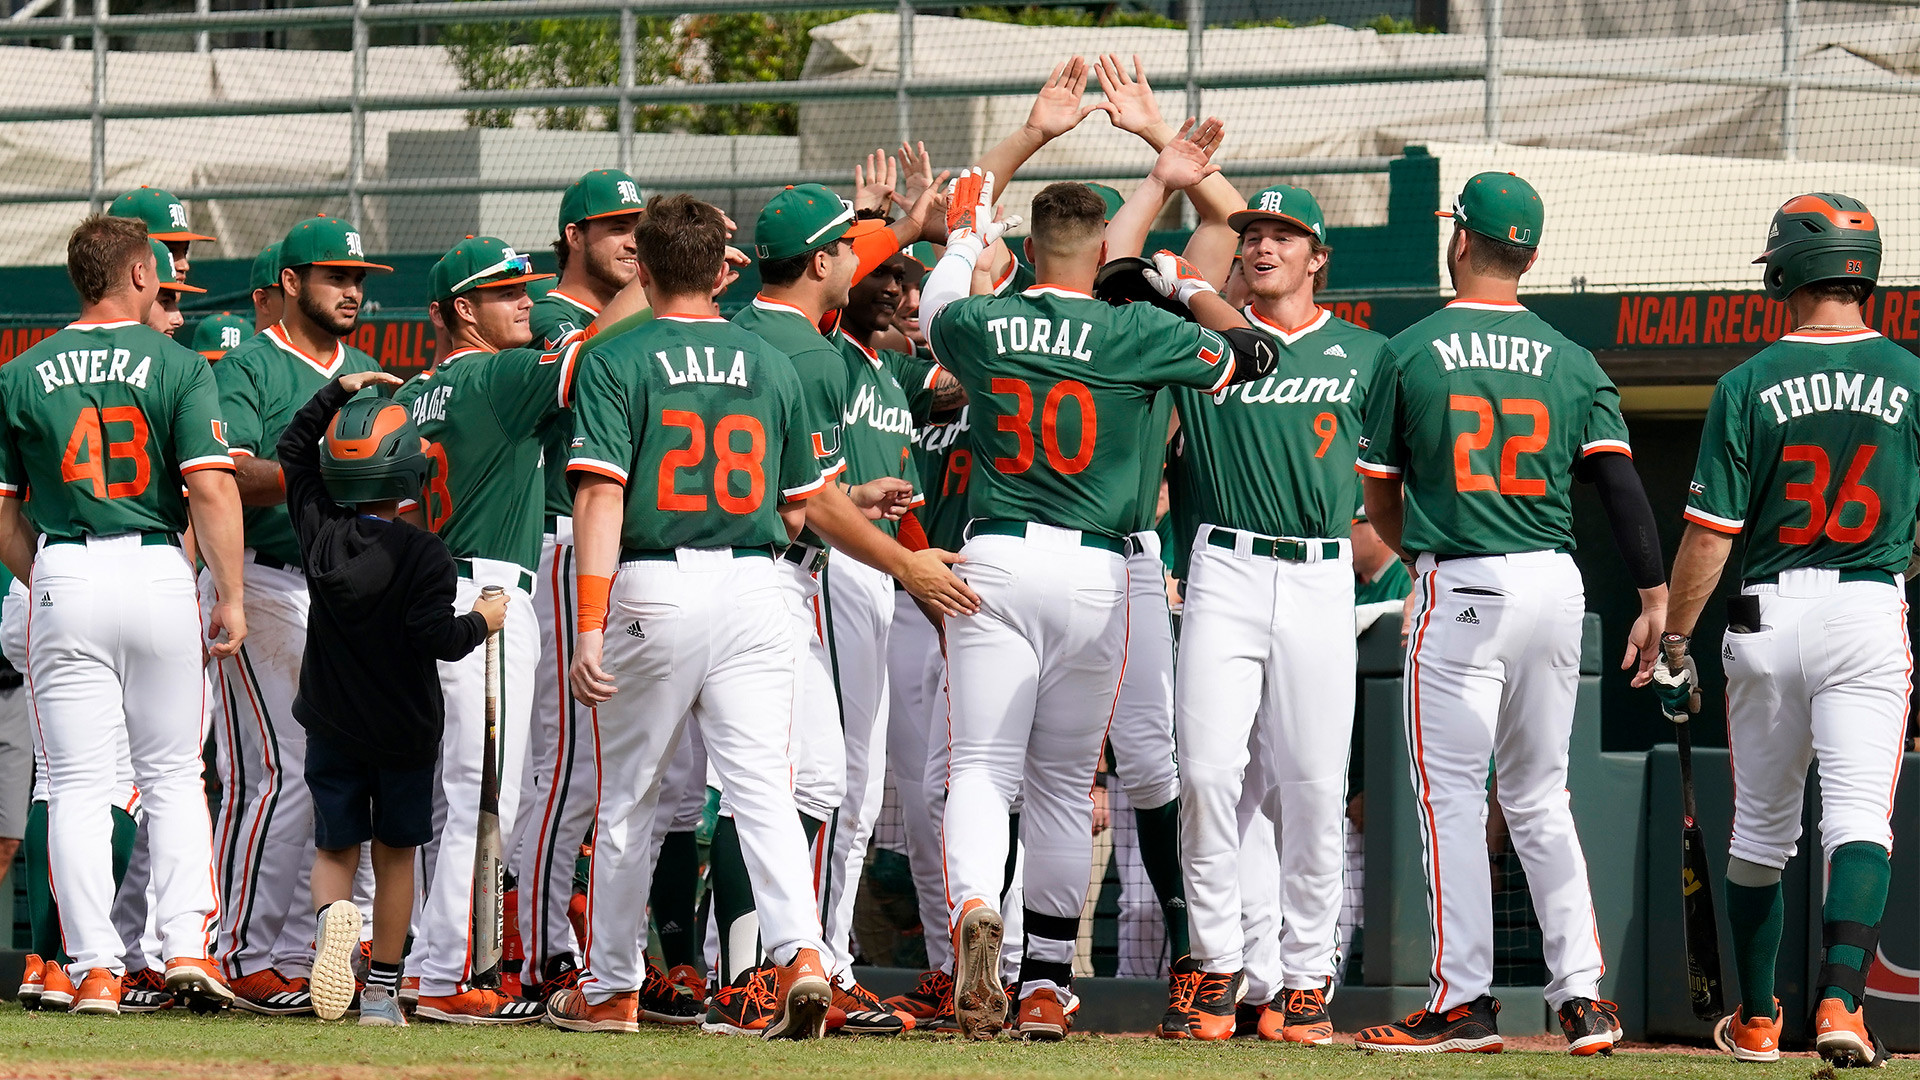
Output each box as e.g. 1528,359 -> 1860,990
1110,534 -> 1180,809
1403,550 -> 1602,1011
580,552 -> 826,1002
780,555 -> 845,823
816,552 -> 893,979
1723,572 -> 1909,869
884,588 -> 951,972
1177,533 -> 1354,987
412,565 -> 535,997
942,527 -> 1128,960
32,535 -> 217,976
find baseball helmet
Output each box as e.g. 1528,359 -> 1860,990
1754,193 -> 1880,302
321,397 -> 427,505
1092,256 -> 1194,321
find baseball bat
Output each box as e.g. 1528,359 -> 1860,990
1665,636 -> 1726,1023
469,585 -> 506,990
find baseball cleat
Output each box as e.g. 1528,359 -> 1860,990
1159,956 -> 1201,1039
546,987 -> 639,1033
38,961 -> 76,1012
228,967 -> 310,1015
414,986 -> 545,1024
310,900 -> 363,1021
1256,1001 -> 1286,1041
358,987 -> 407,1027
526,956 -> 582,1004
667,964 -> 706,1004
73,968 -> 123,1015
702,967 -> 778,1036
1813,997 -> 1885,1068
951,899 -> 1006,1041
1354,995 -> 1503,1053
17,954 -> 44,1010
1557,997 -> 1621,1056
1714,1001 -> 1782,1063
882,968 -> 952,1023
164,958 -> 235,1013
763,948 -> 832,1041
829,976 -> 909,1034
399,976 -> 420,1013
1278,984 -> 1335,1044
1015,987 -> 1076,1041
120,968 -> 177,1013
639,961 -> 702,1025
1186,970 -> 1243,1041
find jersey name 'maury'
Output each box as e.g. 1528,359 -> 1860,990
1431,330 -> 1554,376
982,316 -> 1095,362
1756,370 -> 1908,426
33,348 -> 156,391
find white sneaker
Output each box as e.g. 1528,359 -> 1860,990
311,900 -> 364,1021
359,987 -> 408,1027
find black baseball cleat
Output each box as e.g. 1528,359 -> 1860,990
1355,994 -> 1502,1053
1557,997 -> 1622,1056
1159,956 -> 1202,1039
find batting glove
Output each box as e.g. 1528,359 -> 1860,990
1142,249 -> 1217,308
1650,637 -> 1701,723
942,168 -> 1019,260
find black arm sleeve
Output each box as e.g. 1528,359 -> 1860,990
1219,326 -> 1278,386
275,379 -> 354,551
1583,451 -> 1666,590
404,539 -> 489,661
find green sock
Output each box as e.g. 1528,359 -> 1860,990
1724,878 -> 1784,1021
1132,798 -> 1191,960
25,802 -> 135,963
708,816 -> 758,982
650,830 -> 701,970
1821,841 -> 1890,1009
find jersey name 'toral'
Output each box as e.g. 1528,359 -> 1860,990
395,338 -> 582,573
1684,329 -> 1920,579
1174,308 -> 1385,540
528,288 -> 608,521
1356,300 -> 1631,556
568,315 -> 828,552
0,321 -> 234,538
928,286 -> 1236,538
217,324 -> 381,565
836,332 -> 942,537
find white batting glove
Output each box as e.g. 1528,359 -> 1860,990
1650,645 -> 1701,723
1142,249 -> 1217,308
943,168 -> 1020,261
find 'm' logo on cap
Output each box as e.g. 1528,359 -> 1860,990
345,231 -> 365,257
221,326 -> 242,348
168,203 -> 189,228
617,180 -> 641,204
1258,190 -> 1287,213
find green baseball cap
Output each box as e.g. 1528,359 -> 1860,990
753,184 -> 855,261
110,186 -> 214,242
1437,171 -> 1544,249
559,169 -> 647,232
250,241 -> 283,291
429,236 -> 553,303
192,312 -> 253,359
279,215 -> 392,272
1084,183 -> 1126,223
1228,185 -> 1325,240
151,239 -> 205,294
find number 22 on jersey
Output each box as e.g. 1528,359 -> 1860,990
1450,395 -> 1548,496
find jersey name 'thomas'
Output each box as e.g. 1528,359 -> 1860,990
395,338 -> 582,573
1357,300 -> 1631,556
568,315 -> 826,552
1684,329 -> 1920,580
929,286 -> 1235,538
217,324 -> 381,565
0,321 -> 234,540
1174,308 -> 1386,540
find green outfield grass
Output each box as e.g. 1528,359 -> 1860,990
0,1009 -> 1906,1080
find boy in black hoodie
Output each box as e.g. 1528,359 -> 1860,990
277,371 -> 507,1025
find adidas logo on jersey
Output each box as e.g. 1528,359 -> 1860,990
1723,642 -> 1735,661
37,592 -> 50,607
1455,607 -> 1479,624
1323,343 -> 1347,358
625,621 -> 646,639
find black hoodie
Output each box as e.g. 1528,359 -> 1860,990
280,379 -> 488,769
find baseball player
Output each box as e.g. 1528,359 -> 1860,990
1354,172 -> 1666,1054
0,213 -> 245,1015
1655,193 -> 1909,1069
920,170 -> 1277,1040
193,313 -> 253,363
145,240 -> 203,338
109,186 -> 213,282
547,193 -> 839,1040
210,214 -> 387,1015
518,167 -> 647,1005
250,242 -> 284,331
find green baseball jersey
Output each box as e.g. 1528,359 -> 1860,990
568,315 -> 826,551
1355,557 -> 1413,605
1173,309 -> 1385,540
732,298 -> 851,546
216,324 -> 381,564
928,286 -> 1237,538
396,339 -> 584,573
837,332 -> 942,538
1129,392 -> 1175,534
529,288 -> 614,520
0,320 -> 234,539
911,405 -> 974,552
1684,329 -> 1920,579
1357,299 -> 1630,556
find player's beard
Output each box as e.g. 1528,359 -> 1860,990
584,243 -> 636,294
299,288 -> 358,338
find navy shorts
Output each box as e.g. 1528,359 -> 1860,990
304,734 -> 435,850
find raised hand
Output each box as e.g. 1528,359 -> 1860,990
1024,56 -> 1113,142
1142,249 -> 1218,308
853,148 -> 898,215
900,140 -> 938,209
1095,53 -> 1163,136
1149,116 -> 1226,191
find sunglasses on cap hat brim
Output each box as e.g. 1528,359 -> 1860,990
449,253 -> 552,295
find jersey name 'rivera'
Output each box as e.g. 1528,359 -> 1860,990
1684,328 -> 1920,580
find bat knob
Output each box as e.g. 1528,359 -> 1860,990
1661,632 -> 1689,667
481,585 -> 505,599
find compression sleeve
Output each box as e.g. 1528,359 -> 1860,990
1585,451 -> 1665,589
1220,326 -> 1278,386
919,236 -> 985,336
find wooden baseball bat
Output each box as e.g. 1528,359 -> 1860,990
1665,636 -> 1725,1023
469,584 -> 506,990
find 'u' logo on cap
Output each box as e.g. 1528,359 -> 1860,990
1508,226 -> 1532,244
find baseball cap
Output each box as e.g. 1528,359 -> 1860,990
902,241 -> 938,271
279,215 -> 393,272
250,241 -> 283,291
1085,183 -> 1126,223
151,239 -> 206,294
754,184 -> 855,261
559,169 -> 647,232
1436,171 -> 1543,249
192,312 -> 252,359
429,236 -> 553,303
110,186 -> 215,242
1228,185 -> 1326,240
